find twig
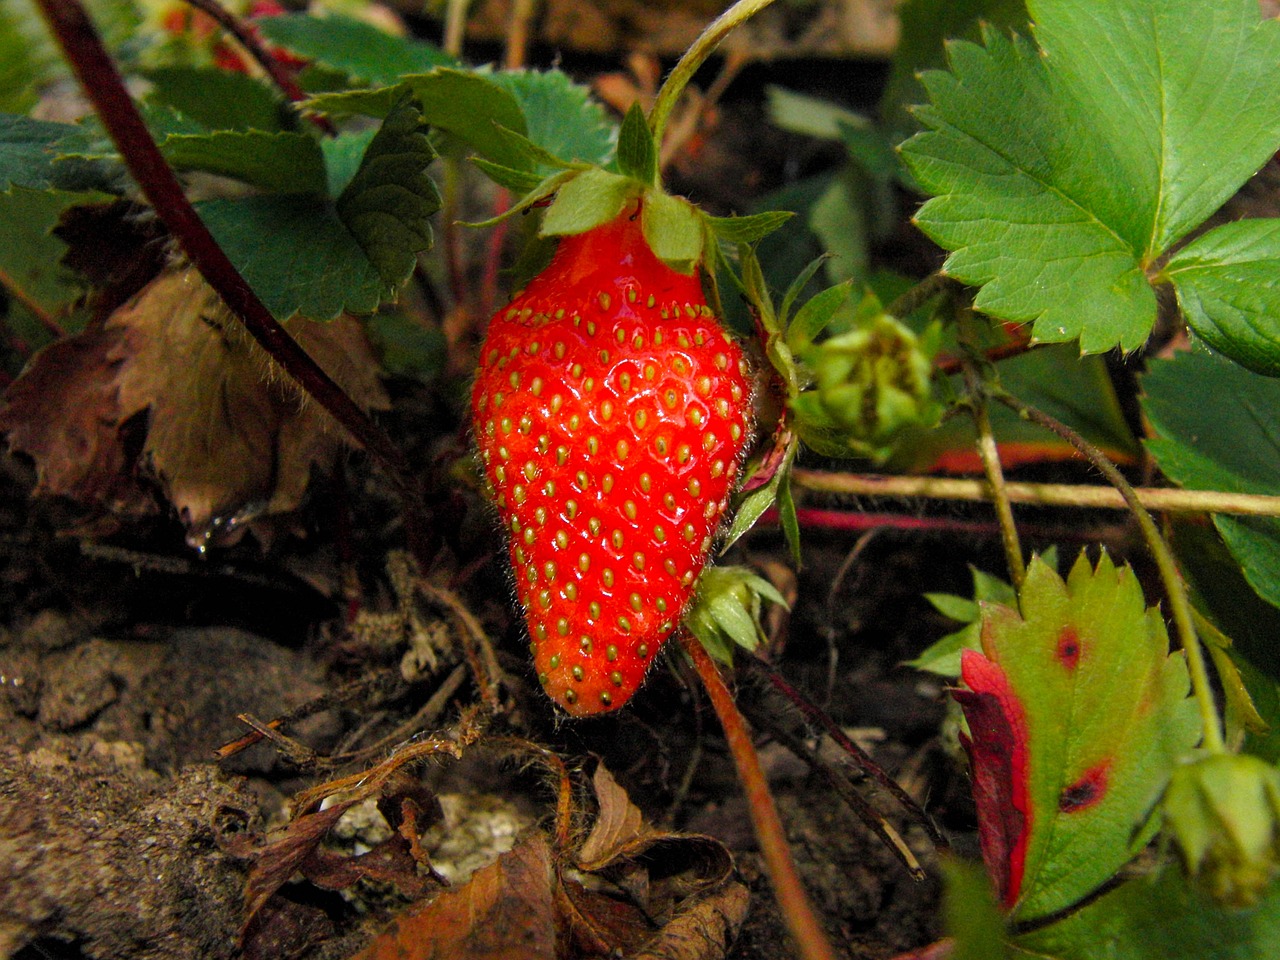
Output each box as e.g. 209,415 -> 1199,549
35,0 -> 437,569
443,0 -> 471,58
179,0 -> 334,134
993,393 -> 1226,754
678,630 -> 839,960
789,470 -> 1280,518
503,0 -> 538,70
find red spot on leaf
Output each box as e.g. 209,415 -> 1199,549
954,648 -> 1031,910
1056,627 -> 1081,671
1059,761 -> 1110,813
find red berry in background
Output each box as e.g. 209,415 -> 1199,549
471,201 -> 754,716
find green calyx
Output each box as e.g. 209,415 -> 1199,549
1164,752 -> 1280,909
685,565 -> 789,664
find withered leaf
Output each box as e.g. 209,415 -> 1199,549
576,763 -> 654,872
107,266 -> 390,542
629,881 -> 750,960
0,326 -> 153,515
351,833 -> 559,960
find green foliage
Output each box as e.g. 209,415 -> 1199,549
161,130 -> 327,195
964,552 -> 1201,921
639,191 -> 701,272
491,69 -> 615,169
683,565 -> 788,664
144,66 -> 287,133
1013,867 -> 1280,959
614,102 -> 656,185
1143,348 -> 1280,611
540,168 -> 632,236
901,0 -> 1280,355
0,114 -> 80,189
912,565 -> 1019,676
256,12 -> 455,86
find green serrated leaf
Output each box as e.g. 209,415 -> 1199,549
779,253 -> 831,327
1013,866 -> 1280,960
0,113 -> 77,189
706,210 -> 794,245
198,195 -> 384,319
491,68 -> 615,168
615,102 -> 657,185
257,12 -> 455,86
541,168 -> 633,237
641,190 -> 703,272
161,130 -> 326,195
144,66 -> 286,133
321,129 -> 376,198
927,592 -> 980,623
469,157 -> 545,193
488,124 -> 575,174
462,168 -> 577,229
1144,347 -> 1280,612
1164,220 -> 1280,377
901,1 -> 1280,355
304,84 -> 407,120
336,98 -> 440,294
961,552 -> 1201,922
910,565 -> 1016,676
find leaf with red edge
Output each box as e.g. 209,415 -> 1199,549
954,552 -> 1200,922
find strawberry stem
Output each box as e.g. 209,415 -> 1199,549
992,393 -> 1227,755
648,0 -> 780,149
678,630 -> 840,960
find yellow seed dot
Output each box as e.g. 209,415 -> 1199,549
538,589 -> 552,608
550,395 -> 563,413
600,691 -> 612,706
599,292 -> 611,310
629,593 -> 642,611
572,665 -> 584,681
587,321 -> 597,336
578,553 -> 590,572
513,485 -> 526,504
655,437 -> 669,456
599,350 -> 610,364
711,461 -> 725,478
677,444 -> 691,464
683,523 -> 697,541
484,420 -> 495,437
569,414 -> 581,430
580,636 -> 591,651
640,473 -> 652,493
565,500 -> 578,519
660,619 -> 674,633
550,653 -> 561,669
606,644 -> 619,661
731,384 -> 743,402
731,423 -> 742,441
499,417 -> 512,433
535,623 -> 548,640
616,327 -> 626,343
587,436 -> 599,455
603,568 -> 615,588
663,493 -> 676,511
624,501 -> 637,520
565,582 -> 578,601
688,478 -> 702,497
583,378 -> 595,392
610,671 -> 623,687
633,552 -> 646,571
523,462 -> 537,481
531,377 -> 543,396
664,558 -> 678,577
556,446 -> 569,466
589,601 -> 601,619
535,506 -> 548,525
663,389 -> 678,409
554,342 -> 566,359
634,409 -> 648,429
565,688 -> 578,704
544,561 -> 557,581
689,408 -> 704,426
611,530 -> 624,549
538,672 -> 549,686
509,372 -> 521,388
554,309 -> 565,319
638,643 -> 650,658
601,400 -> 614,422
556,618 -> 570,636
645,364 -> 656,380
588,517 -> 602,536
673,357 -> 687,375
647,295 -> 656,308
633,334 -> 644,349
494,393 -> 505,409
656,598 -> 668,612
523,527 -> 535,545
616,440 -> 629,459
618,616 -> 631,632
555,530 -> 569,549
717,399 -> 730,418
543,480 -> 556,497
576,471 -> 589,490
536,435 -> 550,454
602,475 -> 614,493
653,526 -> 666,543
497,445 -> 510,460
654,331 -> 663,346
704,502 -> 717,519
695,332 -> 705,345
494,465 -> 507,484
620,372 -> 632,391
628,288 -> 638,303
571,363 -> 583,378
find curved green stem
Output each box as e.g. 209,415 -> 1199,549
994,393 -> 1227,754
649,0 -> 779,147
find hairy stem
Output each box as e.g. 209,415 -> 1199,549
36,0 -> 436,567
179,0 -> 333,133
789,470 -> 1280,518
994,393 -> 1226,754
884,271 -> 955,321
678,631 -> 839,960
649,0 -> 778,147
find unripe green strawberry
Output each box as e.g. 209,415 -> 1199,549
471,201 -> 753,716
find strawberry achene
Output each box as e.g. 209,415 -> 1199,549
472,201 -> 753,716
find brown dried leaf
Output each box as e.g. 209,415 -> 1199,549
629,880 -> 750,960
556,876 -> 656,956
0,326 -> 155,515
576,763 -> 653,871
104,266 -> 389,541
351,834 -> 559,960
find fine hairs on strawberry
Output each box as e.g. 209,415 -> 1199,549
472,199 -> 754,716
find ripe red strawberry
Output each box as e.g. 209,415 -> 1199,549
471,200 -> 753,716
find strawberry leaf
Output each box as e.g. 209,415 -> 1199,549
1013,866 -> 1280,960
1,113 -> 78,188
640,190 -> 702,272
911,564 -> 1019,677
1143,347 -> 1280,611
256,12 -> 456,85
491,69 -> 615,169
705,210 -> 794,245
956,552 -> 1201,921
900,0 -> 1280,354
143,66 -> 286,134
335,96 -> 440,292
1163,220 -> 1280,377
161,130 -> 327,195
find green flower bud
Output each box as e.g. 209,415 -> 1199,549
790,306 -> 938,462
1164,752 -> 1280,908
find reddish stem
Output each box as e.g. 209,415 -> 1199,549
180,0 -> 335,134
35,0 -> 436,568
678,631 -> 840,960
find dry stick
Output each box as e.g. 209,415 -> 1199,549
36,0 -> 437,568
993,393 -> 1227,754
962,357 -> 1025,588
179,0 -> 334,134
760,662 -> 949,854
678,631 -> 840,960
789,470 -> 1280,518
